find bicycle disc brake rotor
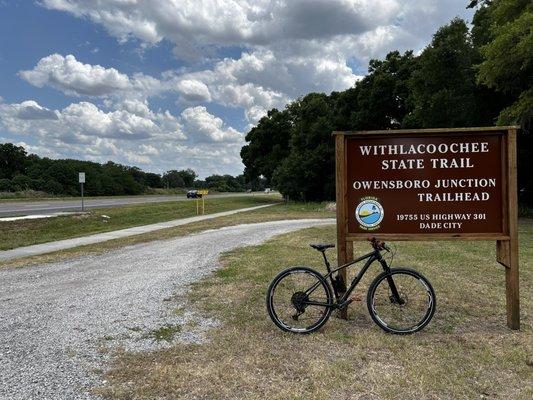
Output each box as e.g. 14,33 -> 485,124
291,291 -> 309,312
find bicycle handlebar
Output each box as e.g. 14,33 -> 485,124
367,236 -> 389,251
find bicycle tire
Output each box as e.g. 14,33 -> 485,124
367,268 -> 436,334
266,266 -> 334,334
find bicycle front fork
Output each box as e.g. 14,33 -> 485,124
380,259 -> 404,305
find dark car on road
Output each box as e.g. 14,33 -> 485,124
186,189 -> 199,198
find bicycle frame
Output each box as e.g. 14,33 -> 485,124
303,248 -> 401,309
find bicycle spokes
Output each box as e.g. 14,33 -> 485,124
370,271 -> 434,333
268,269 -> 332,332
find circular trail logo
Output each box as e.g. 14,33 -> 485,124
355,197 -> 384,230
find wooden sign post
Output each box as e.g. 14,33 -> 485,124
333,126 -> 520,329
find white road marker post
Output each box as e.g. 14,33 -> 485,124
79,172 -> 85,212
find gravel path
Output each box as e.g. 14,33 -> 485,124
0,219 -> 334,400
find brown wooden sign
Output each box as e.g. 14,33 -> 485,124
334,127 -> 520,329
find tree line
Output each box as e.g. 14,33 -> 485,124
0,143 -> 254,196
241,1 -> 532,206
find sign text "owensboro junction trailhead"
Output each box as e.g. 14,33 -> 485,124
346,132 -> 503,234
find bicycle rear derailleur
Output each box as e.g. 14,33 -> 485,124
291,291 -> 308,320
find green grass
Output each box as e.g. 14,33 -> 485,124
0,196 -> 280,250
98,219 -> 532,400
0,190 -> 53,201
0,200 -> 334,268
146,324 -> 182,342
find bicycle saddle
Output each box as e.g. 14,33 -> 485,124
310,243 -> 335,251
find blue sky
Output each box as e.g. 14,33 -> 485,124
0,0 -> 472,177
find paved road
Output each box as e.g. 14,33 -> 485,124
0,192 -> 267,217
0,219 -> 334,399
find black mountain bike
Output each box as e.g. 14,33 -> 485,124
266,237 -> 436,334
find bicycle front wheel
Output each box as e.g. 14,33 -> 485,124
367,268 -> 436,334
266,267 -> 333,334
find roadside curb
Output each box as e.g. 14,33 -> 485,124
0,204 -> 276,262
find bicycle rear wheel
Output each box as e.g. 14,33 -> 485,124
367,268 -> 436,334
266,267 -> 333,334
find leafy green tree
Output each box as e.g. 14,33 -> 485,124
0,143 -> 27,179
102,162 -> 143,195
472,0 -> 533,206
470,1 -> 494,48
273,93 -> 336,201
177,169 -> 197,187
328,88 -> 359,130
406,18 -> 485,128
128,166 -> 147,185
0,178 -> 12,192
268,54 -> 418,201
204,174 -> 245,192
351,51 -> 417,129
474,0 -> 532,125
45,161 -> 77,194
43,179 -> 63,194
162,169 -> 197,188
240,108 -> 292,185
145,172 -> 163,188
0,142 -> 169,196
11,174 -> 32,191
162,170 -> 185,188
29,178 -> 46,191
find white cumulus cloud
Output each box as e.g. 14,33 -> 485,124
19,54 -> 164,98
11,100 -> 59,120
175,79 -> 212,103
40,0 -> 399,49
5,0 -> 474,175
181,106 -> 242,143
0,99 -> 187,142
0,99 -> 244,175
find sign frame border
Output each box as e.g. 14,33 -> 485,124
332,126 -> 520,329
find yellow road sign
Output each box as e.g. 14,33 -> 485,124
196,189 -> 208,215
